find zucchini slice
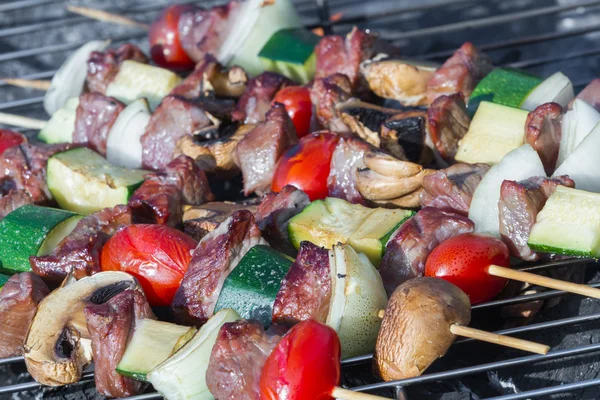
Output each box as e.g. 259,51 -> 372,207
214,245 -> 293,327
455,101 -> 528,165
529,186 -> 600,257
326,244 -> 388,359
116,319 -> 196,382
0,273 -> 10,289
37,97 -> 79,144
0,205 -> 81,274
147,308 -> 241,400
47,147 -> 147,215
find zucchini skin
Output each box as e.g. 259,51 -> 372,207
528,243 -> 596,258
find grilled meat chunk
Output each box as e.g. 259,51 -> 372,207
183,200 -> 260,241
499,176 -> 575,261
86,43 -> 148,94
30,205 -> 132,283
129,155 -> 214,226
232,72 -> 293,124
379,207 -> 475,296
207,319 -> 284,400
427,93 -> 470,162
255,185 -> 310,254
272,241 -> 331,326
141,95 -> 214,170
525,102 -> 563,175
421,163 -> 490,216
310,73 -> 352,132
315,27 -> 375,92
73,92 -> 125,155
172,210 -> 267,325
235,103 -> 298,196
84,290 -> 154,398
178,1 -> 240,64
0,272 -> 49,358
0,190 -> 33,220
0,143 -> 70,204
426,42 -> 493,104
574,78 -> 600,111
328,136 -> 373,204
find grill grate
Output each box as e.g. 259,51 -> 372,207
2,0 -> 600,399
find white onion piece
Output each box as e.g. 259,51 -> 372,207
468,144 -> 546,238
44,40 -> 110,116
520,72 -> 574,111
556,99 -> 600,167
553,121 -> 600,192
105,99 -> 150,169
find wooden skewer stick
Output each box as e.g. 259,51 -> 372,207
331,387 -> 390,400
376,309 -> 549,355
2,78 -> 51,91
0,112 -> 46,130
67,5 -> 150,30
488,264 -> 600,299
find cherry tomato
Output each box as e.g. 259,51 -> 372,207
260,320 -> 341,400
272,86 -> 312,138
101,224 -> 197,306
425,233 -> 511,305
149,4 -> 195,71
272,132 -> 340,201
0,130 -> 24,155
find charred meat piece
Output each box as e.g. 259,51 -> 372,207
499,176 -> 575,261
207,319 -> 284,400
315,27 -> 375,92
381,110 -> 428,163
141,95 -> 214,170
361,59 -> 437,107
327,136 -> 373,204
232,72 -> 293,124
426,42 -> 493,104
0,190 -> 33,220
73,92 -> 125,155
379,207 -> 475,296
0,143 -> 70,204
183,199 -> 260,241
172,210 -> 267,325
30,205 -> 132,283
525,102 -> 563,175
84,289 -> 154,398
129,155 -> 214,226
171,55 -> 248,99
271,241 -> 331,326
0,272 -> 49,358
310,73 -> 352,132
427,93 -> 470,162
178,1 -> 240,64
235,103 -> 298,196
255,185 -> 310,254
421,163 -> 490,216
574,78 -> 600,111
86,43 -> 148,94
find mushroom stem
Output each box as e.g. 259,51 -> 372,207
488,264 -> 600,299
449,324 -> 550,355
331,387 -> 391,400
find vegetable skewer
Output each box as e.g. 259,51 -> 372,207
66,5 -> 149,29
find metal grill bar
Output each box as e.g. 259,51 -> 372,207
0,372 -> 95,396
483,378 -> 600,400
0,97 -> 44,111
0,0 -> 62,12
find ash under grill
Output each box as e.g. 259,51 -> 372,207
2,0 -> 600,399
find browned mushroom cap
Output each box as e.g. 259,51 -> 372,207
177,124 -> 255,174
23,272 -> 141,386
374,277 -> 471,381
205,63 -> 248,98
183,200 -> 260,241
361,59 -> 439,107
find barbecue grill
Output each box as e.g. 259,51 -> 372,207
2,0 -> 600,399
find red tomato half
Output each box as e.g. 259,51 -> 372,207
272,132 -> 340,201
0,130 -> 24,155
149,4 -> 195,71
101,224 -> 197,306
272,86 -> 312,138
425,233 -> 511,304
260,320 -> 341,400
